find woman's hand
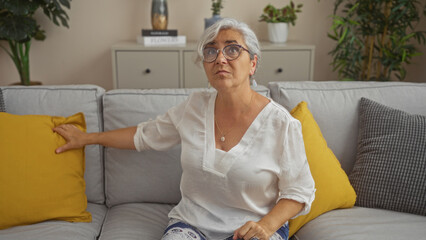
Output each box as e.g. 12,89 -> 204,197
54,125 -> 137,152
233,199 -> 304,240
233,221 -> 274,240
53,124 -> 88,153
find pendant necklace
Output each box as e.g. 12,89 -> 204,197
215,119 -> 232,142
215,92 -> 255,142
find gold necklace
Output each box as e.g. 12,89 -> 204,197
215,119 -> 231,142
215,92 -> 255,142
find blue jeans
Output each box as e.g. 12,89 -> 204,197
161,219 -> 289,240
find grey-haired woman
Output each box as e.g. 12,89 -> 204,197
54,18 -> 315,240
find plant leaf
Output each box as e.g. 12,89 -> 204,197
59,0 -> 71,9
0,15 -> 36,41
1,0 -> 39,15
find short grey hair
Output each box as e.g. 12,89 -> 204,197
196,18 -> 261,75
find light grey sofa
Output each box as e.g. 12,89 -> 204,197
0,81 -> 425,240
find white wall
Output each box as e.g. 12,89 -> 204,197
1,0 -> 425,89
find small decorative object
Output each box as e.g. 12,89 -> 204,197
205,0 -> 224,29
259,1 -> 303,43
151,0 -> 168,30
0,0 -> 71,86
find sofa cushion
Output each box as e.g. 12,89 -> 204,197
294,206 -> 426,240
103,86 -> 269,207
289,101 -> 356,236
269,81 -> 426,173
0,112 -> 91,230
349,98 -> 426,216
0,203 -> 107,240
0,89 -> 5,112
98,203 -> 174,240
0,85 -> 105,204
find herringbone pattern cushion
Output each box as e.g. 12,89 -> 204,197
349,98 -> 426,216
0,89 -> 5,112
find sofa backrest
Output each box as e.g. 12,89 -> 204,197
269,81 -> 426,174
103,86 -> 270,207
0,85 -> 105,204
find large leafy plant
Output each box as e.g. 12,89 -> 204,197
328,0 -> 426,81
0,0 -> 71,85
259,1 -> 303,26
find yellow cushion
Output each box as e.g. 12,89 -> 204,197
289,101 -> 356,236
0,112 -> 91,230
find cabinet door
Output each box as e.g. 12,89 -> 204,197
115,51 -> 179,89
255,50 -> 312,86
183,51 -> 209,88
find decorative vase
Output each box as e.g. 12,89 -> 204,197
204,15 -> 222,29
151,0 -> 168,30
267,22 -> 288,43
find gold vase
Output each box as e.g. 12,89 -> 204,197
151,0 -> 168,30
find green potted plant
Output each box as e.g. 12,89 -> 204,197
0,0 -> 72,86
328,0 -> 426,81
259,1 -> 303,43
211,0 -> 223,16
205,0 -> 224,29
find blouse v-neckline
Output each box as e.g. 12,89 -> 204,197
203,91 -> 272,177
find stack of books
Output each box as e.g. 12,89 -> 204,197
137,29 -> 186,46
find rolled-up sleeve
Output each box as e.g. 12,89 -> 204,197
277,119 -> 315,218
133,97 -> 188,152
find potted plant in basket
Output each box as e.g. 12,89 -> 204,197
259,0 -> 303,43
327,0 -> 426,81
205,0 -> 224,29
0,0 -> 72,86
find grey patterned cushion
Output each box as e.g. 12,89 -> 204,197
0,89 -> 5,112
349,98 -> 426,216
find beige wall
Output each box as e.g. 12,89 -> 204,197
1,0 -> 425,89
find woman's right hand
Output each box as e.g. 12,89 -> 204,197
53,124 -> 88,154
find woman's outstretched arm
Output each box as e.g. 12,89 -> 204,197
53,124 -> 137,153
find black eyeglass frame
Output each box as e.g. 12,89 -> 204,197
202,44 -> 252,63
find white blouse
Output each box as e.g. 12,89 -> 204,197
134,91 -> 315,239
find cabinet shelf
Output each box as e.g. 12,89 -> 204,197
112,41 -> 315,89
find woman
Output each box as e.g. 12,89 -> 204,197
54,18 -> 315,240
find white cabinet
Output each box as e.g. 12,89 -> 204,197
114,51 -> 179,89
112,41 -> 315,89
182,50 -> 208,88
256,50 -> 312,85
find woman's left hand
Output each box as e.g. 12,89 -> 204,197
233,221 -> 273,240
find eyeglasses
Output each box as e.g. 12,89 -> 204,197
202,44 -> 251,63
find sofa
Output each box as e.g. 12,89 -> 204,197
0,81 -> 425,240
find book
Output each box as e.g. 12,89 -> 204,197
137,35 -> 186,46
141,29 -> 178,37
